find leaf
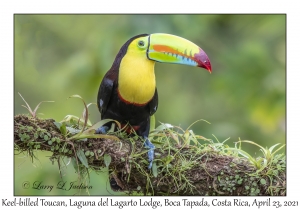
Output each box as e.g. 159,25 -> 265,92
152,162 -> 158,177
186,119 -> 211,131
269,143 -> 281,153
155,123 -> 173,132
150,115 -> 156,132
260,179 -> 266,185
76,149 -> 89,168
53,121 -> 67,136
66,127 -> 80,135
61,115 -> 92,127
32,100 -> 54,117
71,157 -> 79,171
225,148 -> 258,168
18,92 -> 33,116
240,140 -> 267,156
81,102 -> 96,127
108,123 -> 116,133
168,131 -> 180,145
271,144 -> 286,156
54,122 -> 62,130
183,130 -> 190,145
70,133 -> 119,141
189,130 -> 199,145
68,95 -> 89,133
84,119 -> 121,134
19,92 -> 54,118
104,154 -> 111,167
163,155 -> 174,165
60,123 -> 67,136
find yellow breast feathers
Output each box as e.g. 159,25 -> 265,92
118,50 -> 156,105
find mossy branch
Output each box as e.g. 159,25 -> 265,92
14,114 -> 286,196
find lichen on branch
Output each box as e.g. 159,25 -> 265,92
14,114 -> 286,196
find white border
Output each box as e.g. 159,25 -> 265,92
2,1 -> 300,209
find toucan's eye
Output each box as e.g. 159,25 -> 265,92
138,40 -> 145,47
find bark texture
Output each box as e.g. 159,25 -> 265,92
14,115 -> 286,196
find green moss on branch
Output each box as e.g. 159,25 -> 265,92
14,114 -> 286,196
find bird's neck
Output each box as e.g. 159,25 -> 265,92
118,52 -> 156,105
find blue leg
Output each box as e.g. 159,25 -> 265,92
144,137 -> 155,169
95,125 -> 110,134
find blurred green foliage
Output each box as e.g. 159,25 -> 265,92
14,14 -> 285,195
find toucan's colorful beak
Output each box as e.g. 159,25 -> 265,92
147,33 -> 211,73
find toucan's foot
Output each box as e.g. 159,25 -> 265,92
95,125 -> 110,134
144,137 -> 155,169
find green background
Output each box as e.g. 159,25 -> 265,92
14,14 -> 286,195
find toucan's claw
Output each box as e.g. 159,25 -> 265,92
144,137 -> 155,169
95,125 -> 110,134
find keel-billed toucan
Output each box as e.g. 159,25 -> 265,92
97,33 -> 211,168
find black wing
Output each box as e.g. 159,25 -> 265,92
148,88 -> 158,116
97,73 -> 115,119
